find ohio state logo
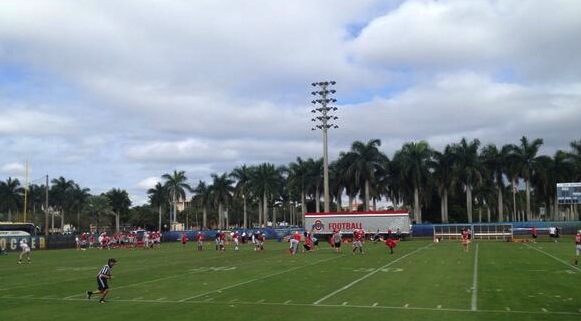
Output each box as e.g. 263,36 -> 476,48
313,220 -> 324,231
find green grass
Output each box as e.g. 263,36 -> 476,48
1,237 -> 580,321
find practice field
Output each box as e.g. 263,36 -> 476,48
1,237 -> 580,321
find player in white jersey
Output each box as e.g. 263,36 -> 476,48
18,238 -> 31,264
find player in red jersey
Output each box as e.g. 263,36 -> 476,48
181,232 -> 188,249
385,237 -> 397,254
352,229 -> 365,254
219,231 -> 226,251
196,231 -> 204,251
574,230 -> 581,266
232,231 -> 240,251
288,231 -> 301,255
461,228 -> 470,252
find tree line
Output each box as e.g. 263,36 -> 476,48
1,136 -> 580,232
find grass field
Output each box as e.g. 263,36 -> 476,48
1,237 -> 580,321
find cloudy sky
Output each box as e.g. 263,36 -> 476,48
1,0 -> 580,205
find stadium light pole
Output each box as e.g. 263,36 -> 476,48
310,81 -> 338,213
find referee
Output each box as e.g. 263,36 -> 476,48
87,258 -> 117,303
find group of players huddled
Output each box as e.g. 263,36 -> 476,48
285,228 -> 399,255
75,231 -> 162,250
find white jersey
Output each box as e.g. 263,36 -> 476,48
20,240 -> 30,253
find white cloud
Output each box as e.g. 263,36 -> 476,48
0,0 -> 580,206
0,162 -> 25,177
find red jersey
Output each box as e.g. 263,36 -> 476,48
461,231 -> 470,241
196,233 -> 204,242
385,238 -> 397,248
354,230 -> 364,242
293,233 -> 301,241
181,234 -> 188,243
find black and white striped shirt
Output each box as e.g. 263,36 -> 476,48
98,264 -> 112,279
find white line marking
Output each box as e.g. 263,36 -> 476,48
156,298 -> 166,301
284,300 -> 292,304
313,244 -> 432,305
9,296 -> 581,316
525,244 -> 581,272
131,297 -> 143,300
179,255 -> 342,302
471,243 -> 479,311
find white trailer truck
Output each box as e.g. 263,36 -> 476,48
304,210 -> 411,239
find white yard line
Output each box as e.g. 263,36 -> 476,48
10,295 -> 581,316
525,244 -> 581,272
178,254 -> 343,302
312,244 -> 432,305
471,243 -> 479,311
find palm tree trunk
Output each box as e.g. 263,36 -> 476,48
497,188 -> 504,222
445,189 -> 449,223
158,205 -> 162,232
301,191 -> 306,226
414,187 -> 420,223
365,180 -> 370,211
525,180 -> 531,221
315,187 -> 320,213
115,212 -> 120,233
336,191 -> 342,211
203,207 -> 207,229
263,192 -> 268,226
440,187 -> 446,223
348,195 -> 354,211
466,185 -> 473,223
243,195 -> 247,229
218,203 -> 223,230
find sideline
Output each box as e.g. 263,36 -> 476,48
312,243 -> 433,305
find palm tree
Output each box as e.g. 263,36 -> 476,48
0,177 -> 24,221
431,145 -> 454,223
568,139 -> 581,181
105,188 -> 132,233
287,157 -> 311,223
533,150 -> 573,220
209,172 -> 235,230
50,177 -> 76,232
83,194 -> 113,232
26,183 -> 46,226
480,144 -> 510,222
250,163 -> 284,226
147,182 -> 168,231
161,170 -> 192,227
230,165 -> 252,229
342,139 -> 388,211
192,180 -> 211,229
393,141 -> 432,223
306,158 -> 324,213
507,136 -> 544,221
450,138 -> 482,223
70,185 -> 91,231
